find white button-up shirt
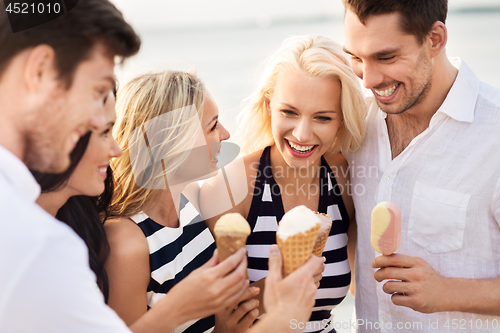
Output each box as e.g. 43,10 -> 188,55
0,145 -> 130,332
345,59 -> 500,333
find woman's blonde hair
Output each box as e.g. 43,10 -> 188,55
109,70 -> 205,218
235,35 -> 366,155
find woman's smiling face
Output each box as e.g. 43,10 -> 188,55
169,90 -> 231,185
202,91 -> 230,170
268,68 -> 343,168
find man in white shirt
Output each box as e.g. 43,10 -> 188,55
342,0 -> 500,332
0,1 -> 142,331
0,1 -> 322,331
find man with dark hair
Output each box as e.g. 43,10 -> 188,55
0,0 -> 143,331
342,0 -> 500,332
0,0 -> 140,173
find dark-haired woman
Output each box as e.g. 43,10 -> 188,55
33,91 -> 122,302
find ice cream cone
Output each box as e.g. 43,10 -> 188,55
214,213 -> 251,279
276,206 -> 322,276
215,232 -> 248,262
277,223 -> 320,277
312,212 -> 332,257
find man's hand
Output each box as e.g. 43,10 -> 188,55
372,254 -> 449,313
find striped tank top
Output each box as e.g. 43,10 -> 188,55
246,146 -> 351,333
131,194 -> 216,333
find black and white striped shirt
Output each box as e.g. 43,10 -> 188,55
132,194 -> 216,333
246,146 -> 351,333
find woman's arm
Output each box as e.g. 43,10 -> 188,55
104,218 -> 150,326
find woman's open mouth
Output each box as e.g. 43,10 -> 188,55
285,139 -> 317,158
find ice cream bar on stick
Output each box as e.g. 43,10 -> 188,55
312,212 -> 332,257
276,205 -> 321,277
214,213 -> 251,279
371,201 -> 401,255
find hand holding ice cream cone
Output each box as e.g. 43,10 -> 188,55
260,244 -> 322,329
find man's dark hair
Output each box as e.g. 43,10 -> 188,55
0,0 -> 140,87
342,0 -> 448,44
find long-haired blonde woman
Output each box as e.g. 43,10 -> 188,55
201,35 -> 367,332
104,71 -> 260,332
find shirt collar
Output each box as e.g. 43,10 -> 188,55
0,144 -> 41,202
437,58 -> 479,123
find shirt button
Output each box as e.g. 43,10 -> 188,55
384,175 -> 390,182
383,316 -> 389,323
380,131 -> 384,136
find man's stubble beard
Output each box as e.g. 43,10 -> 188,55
25,92 -> 72,173
378,50 -> 433,116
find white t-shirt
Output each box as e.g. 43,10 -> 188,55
344,59 -> 500,333
0,145 -> 130,332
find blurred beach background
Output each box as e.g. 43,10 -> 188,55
110,0 -> 500,331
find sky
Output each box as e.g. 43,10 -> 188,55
112,0 -> 500,31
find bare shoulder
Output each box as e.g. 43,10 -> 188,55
324,152 -> 355,220
242,149 -> 263,169
200,149 -> 263,231
104,217 -> 149,259
183,181 -> 201,212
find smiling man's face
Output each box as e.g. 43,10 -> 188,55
343,10 -> 433,115
26,43 -> 116,173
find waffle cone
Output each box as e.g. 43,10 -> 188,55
276,223 -> 320,277
312,213 -> 332,257
215,231 -> 249,279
